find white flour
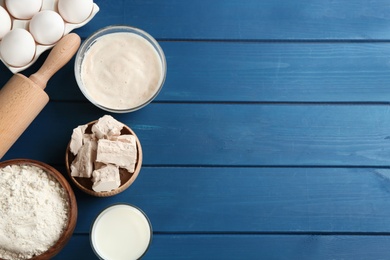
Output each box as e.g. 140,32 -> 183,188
0,164 -> 69,260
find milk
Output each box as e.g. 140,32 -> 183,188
91,204 -> 152,260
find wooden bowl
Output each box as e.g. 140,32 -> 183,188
0,159 -> 77,260
65,120 -> 143,197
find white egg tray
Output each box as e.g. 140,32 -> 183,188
0,0 -> 99,73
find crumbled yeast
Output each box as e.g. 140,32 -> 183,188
69,115 -> 137,192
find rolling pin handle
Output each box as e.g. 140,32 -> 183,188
0,33 -> 81,159
29,33 -> 81,89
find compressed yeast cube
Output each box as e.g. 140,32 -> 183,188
96,139 -> 137,173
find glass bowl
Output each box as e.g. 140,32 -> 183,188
74,25 -> 166,113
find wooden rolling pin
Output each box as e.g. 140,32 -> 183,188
0,33 -> 81,159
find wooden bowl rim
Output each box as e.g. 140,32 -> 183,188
0,158 -> 78,260
65,120 -> 143,197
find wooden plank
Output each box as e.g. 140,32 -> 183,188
51,167 -> 390,233
154,42 -> 390,102
3,103 -> 390,167
2,42 -> 390,103
54,233 -> 390,259
78,0 -> 390,40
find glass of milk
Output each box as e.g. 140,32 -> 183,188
90,203 -> 152,260
74,25 -> 167,113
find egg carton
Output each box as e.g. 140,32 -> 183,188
0,0 -> 99,73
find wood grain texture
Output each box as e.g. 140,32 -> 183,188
3,102 -> 390,167
1,0 -> 390,259
54,234 -> 390,260
29,33 -> 81,90
2,42 -> 389,103
76,0 -> 390,40
0,74 -> 48,159
61,167 -> 390,234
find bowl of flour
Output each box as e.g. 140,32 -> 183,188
0,159 -> 77,260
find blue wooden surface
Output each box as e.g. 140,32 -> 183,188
2,0 -> 390,259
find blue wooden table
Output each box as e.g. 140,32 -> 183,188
2,0 -> 390,259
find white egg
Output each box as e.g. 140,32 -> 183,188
0,6 -> 11,40
0,29 -> 36,67
30,10 -> 65,45
5,0 -> 42,19
58,0 -> 93,24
